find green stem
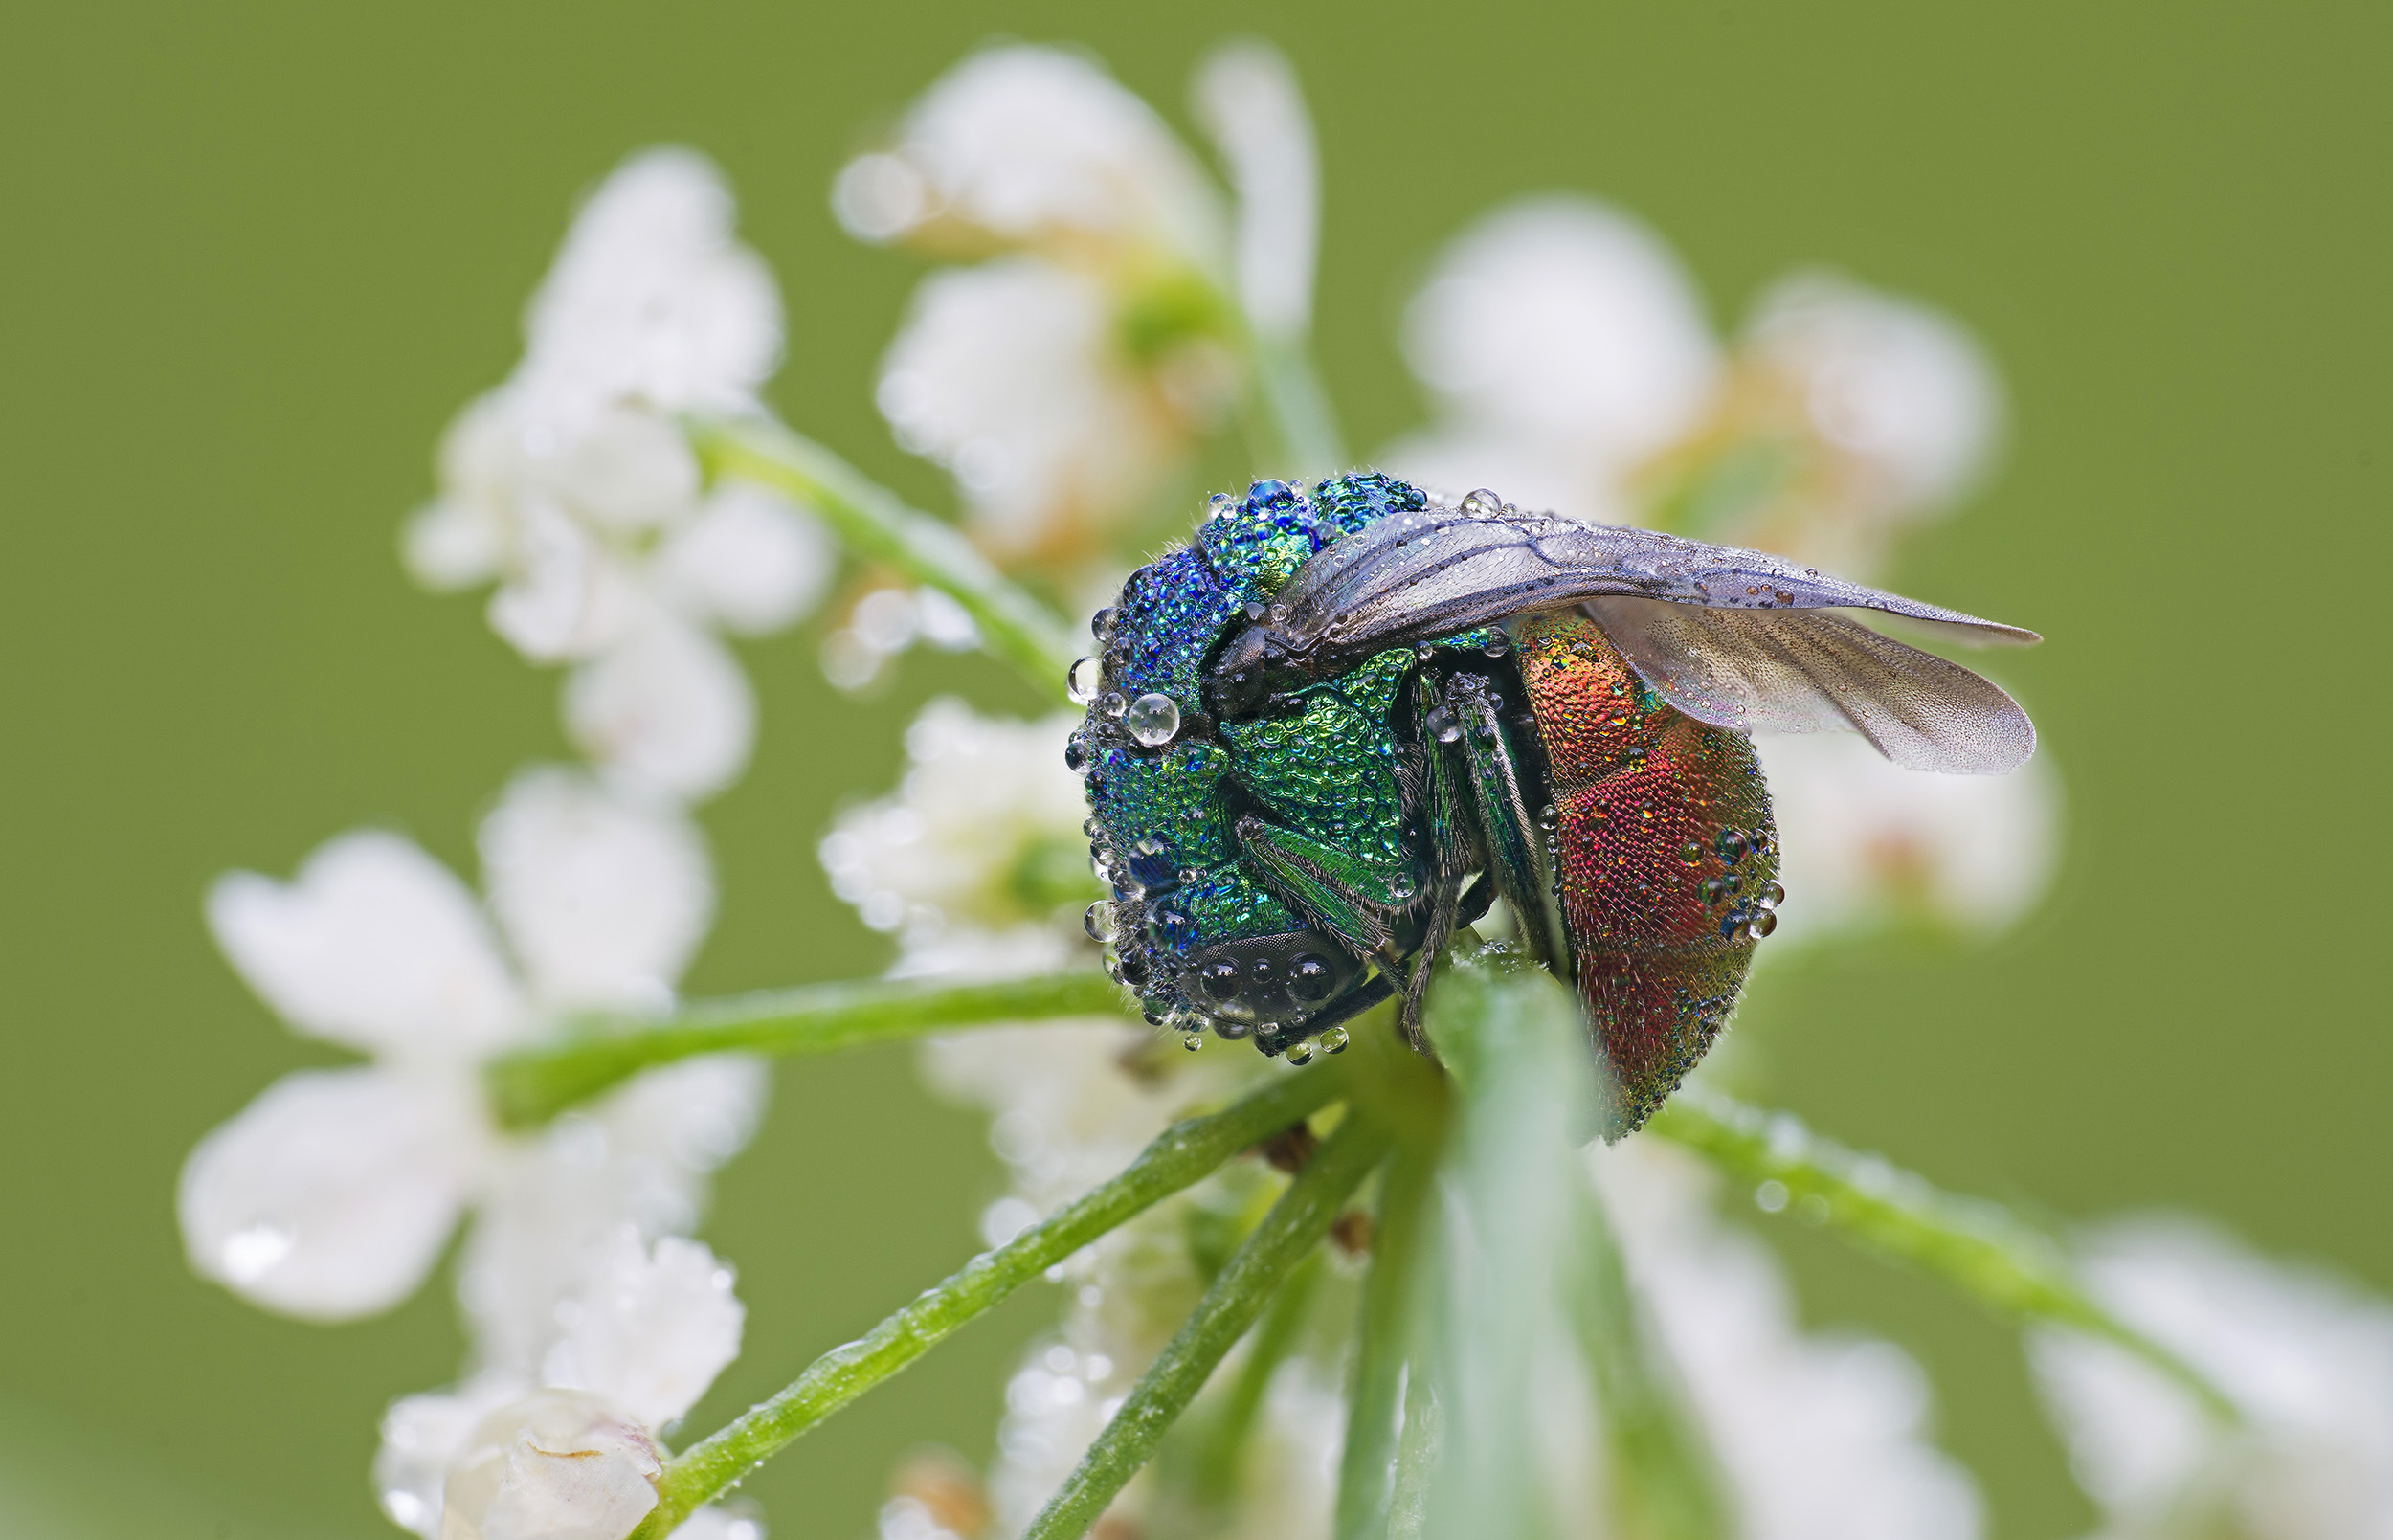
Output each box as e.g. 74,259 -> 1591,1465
632,1062 -> 1354,1539
1333,1135 -> 1436,1540
1647,1085 -> 2242,1425
1181,1250 -> 1323,1507
692,414 -> 1084,703
1566,1176 -> 1728,1540
1250,332 -> 1349,479
1384,1362 -> 1440,1540
1023,1115 -> 1394,1540
484,971 -> 1122,1129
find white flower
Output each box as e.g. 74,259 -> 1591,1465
1756,733 -> 2063,944
179,770 -> 761,1333
1597,1138 -> 1986,1540
1192,41 -> 1319,343
840,46 -> 1246,565
1386,194 -> 2000,579
378,1233 -> 750,1540
1390,196 -> 1720,524
819,697 -> 1096,962
833,45 -> 1225,272
404,150 -> 830,801
2028,1218 -> 2393,1540
875,260 -> 1196,563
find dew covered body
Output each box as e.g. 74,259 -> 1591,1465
1077,476 -> 1782,1127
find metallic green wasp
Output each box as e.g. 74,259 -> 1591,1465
1072,474 -> 2034,1130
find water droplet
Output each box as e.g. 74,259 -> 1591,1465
1751,909 -> 1778,938
1209,491 -> 1236,514
1199,961 -> 1241,1000
1214,1018 -> 1253,1041
1063,733 -> 1089,774
1461,488 -> 1505,517
1288,954 -> 1333,1002
1067,657 -> 1104,703
1424,704 -> 1462,743
1320,1024 -> 1351,1054
1715,828 -> 1749,862
1388,874 -> 1417,902
1126,693 -> 1181,748
1083,901 -> 1119,943
1754,1179 -> 1790,1214
1182,1032 -> 1205,1052
1762,881 -> 1786,906
1680,840 -> 1703,865
1482,631 -> 1510,657
1098,690 -> 1128,719
1247,478 -> 1293,505
1136,835 -> 1166,857
1285,1039 -> 1316,1066
1701,878 -> 1728,906
1268,603 -> 1287,624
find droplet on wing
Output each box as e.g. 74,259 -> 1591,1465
1067,657 -> 1104,703
1084,901 -> 1118,944
1125,693 -> 1181,748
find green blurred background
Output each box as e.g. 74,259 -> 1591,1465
1,2 -> 2383,1535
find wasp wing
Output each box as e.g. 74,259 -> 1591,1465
1581,596 -> 2034,773
1214,505 -> 2038,773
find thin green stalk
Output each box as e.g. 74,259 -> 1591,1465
1648,1084 -> 2242,1425
693,414 -> 1083,702
485,971 -> 1123,1129
632,1062 -> 1354,1539
1181,1250 -> 1323,1506
1023,1115 -> 1394,1540
1333,1135 -> 1437,1540
1250,332 -> 1349,479
1566,1176 -> 1728,1540
1384,1363 -> 1439,1540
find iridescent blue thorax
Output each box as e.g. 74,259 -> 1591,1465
1074,475 -> 1487,1039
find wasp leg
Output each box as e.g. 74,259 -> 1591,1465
1441,672 -> 1571,975
1234,815 -> 1420,959
1397,672 -> 1480,1058
1454,872 -> 1498,929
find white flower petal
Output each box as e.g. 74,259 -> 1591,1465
488,499 -> 644,662
652,480 -> 835,635
666,1508 -> 764,1540
458,1059 -> 763,1373
1596,1140 -> 1984,1540
1403,196 -> 1719,467
480,767 -> 713,1015
1746,273 -> 2000,513
207,830 -> 526,1060
1192,42 -> 1318,340
2029,1219 -> 2393,1539
564,615 -> 756,803
536,404 -> 704,536
441,1390 -> 661,1540
375,1372 -> 531,1539
1756,733 -> 2062,942
178,1067 -> 483,1320
542,1233 -> 745,1429
404,496 -> 508,591
858,46 -> 1225,268
522,148 -> 782,420
877,258 -> 1179,557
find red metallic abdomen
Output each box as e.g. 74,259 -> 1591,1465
1513,612 -> 1779,1129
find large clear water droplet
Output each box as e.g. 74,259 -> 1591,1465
1181,1032 -> 1205,1052
1126,693 -> 1181,748
1083,901 -> 1119,944
1461,488 -> 1505,517
1285,1039 -> 1316,1066
1319,1024 -> 1351,1055
1067,657 -> 1104,703
1424,704 -> 1462,743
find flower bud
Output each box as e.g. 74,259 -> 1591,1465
441,1389 -> 662,1540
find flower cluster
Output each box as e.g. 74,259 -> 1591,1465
183,149 -> 801,1539
1387,194 -> 2055,946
